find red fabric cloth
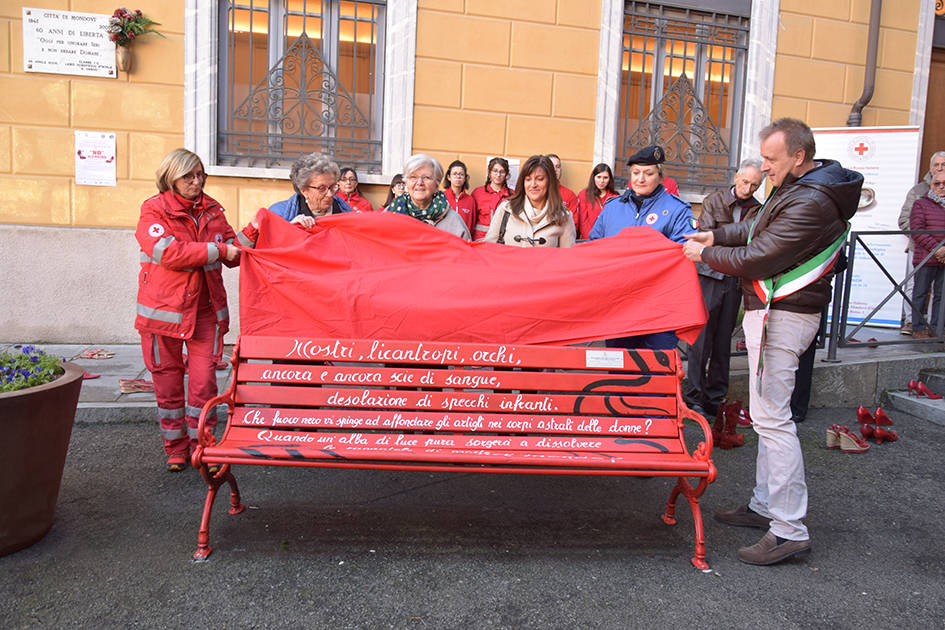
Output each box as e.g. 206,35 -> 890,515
239,210 -> 707,345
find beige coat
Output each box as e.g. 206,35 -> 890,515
483,199 -> 576,248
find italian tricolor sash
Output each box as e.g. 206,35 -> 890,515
747,188 -> 849,392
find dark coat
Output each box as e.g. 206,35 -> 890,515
696,186 -> 761,280
701,159 -> 863,313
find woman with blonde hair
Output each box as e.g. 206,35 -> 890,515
135,148 -> 259,472
484,155 -> 575,248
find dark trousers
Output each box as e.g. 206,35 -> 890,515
685,274 -> 740,415
605,331 -> 678,351
912,264 -> 945,332
790,310 -> 827,421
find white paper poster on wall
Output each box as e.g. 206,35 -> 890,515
813,126 -> 920,327
75,131 -> 117,187
22,8 -> 115,78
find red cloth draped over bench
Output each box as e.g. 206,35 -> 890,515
238,210 -> 706,345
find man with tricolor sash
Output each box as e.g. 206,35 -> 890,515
683,118 -> 863,566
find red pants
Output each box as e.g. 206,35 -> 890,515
141,305 -> 224,457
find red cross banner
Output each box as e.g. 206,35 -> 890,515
813,125 -> 920,327
238,209 -> 707,345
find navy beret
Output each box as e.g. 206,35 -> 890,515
626,145 -> 665,166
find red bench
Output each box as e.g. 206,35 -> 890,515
192,336 -> 717,569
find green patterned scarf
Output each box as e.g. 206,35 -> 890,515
388,191 -> 450,224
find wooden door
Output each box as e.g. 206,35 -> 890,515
921,47 -> 945,173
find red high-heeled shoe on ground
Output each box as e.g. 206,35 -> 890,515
908,379 -> 919,396
837,426 -> 870,453
917,381 -> 943,400
873,408 -> 894,425
856,405 -> 875,424
860,423 -> 875,439
873,427 -> 899,444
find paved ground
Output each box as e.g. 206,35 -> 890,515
2,406 -> 943,629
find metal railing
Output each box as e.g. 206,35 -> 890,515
826,229 -> 945,360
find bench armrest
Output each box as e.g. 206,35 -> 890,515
678,396 -> 714,462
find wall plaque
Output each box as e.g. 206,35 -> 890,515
22,7 -> 115,78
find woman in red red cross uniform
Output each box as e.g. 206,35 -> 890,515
135,148 -> 259,472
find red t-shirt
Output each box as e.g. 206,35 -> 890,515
577,189 -> 619,240
471,184 -> 512,240
337,190 -> 374,213
444,188 -> 478,234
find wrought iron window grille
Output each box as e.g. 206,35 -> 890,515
617,2 -> 749,193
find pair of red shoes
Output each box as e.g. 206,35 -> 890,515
907,380 -> 942,399
712,400 -> 749,449
826,424 -> 871,453
857,405 -> 899,444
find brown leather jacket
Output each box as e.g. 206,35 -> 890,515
696,186 -> 761,280
701,159 -> 863,313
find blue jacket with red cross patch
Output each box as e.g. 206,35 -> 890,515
588,184 -> 695,244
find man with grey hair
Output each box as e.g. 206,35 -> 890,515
897,151 -> 945,334
269,152 -> 353,229
685,159 -> 764,424
683,118 -> 862,566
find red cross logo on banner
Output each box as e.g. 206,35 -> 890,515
849,137 -> 874,161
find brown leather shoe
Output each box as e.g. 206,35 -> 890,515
714,504 -> 771,529
737,531 -> 811,565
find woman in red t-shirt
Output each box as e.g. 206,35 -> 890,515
336,168 -> 374,212
471,157 -> 513,240
576,163 -> 619,240
442,160 -> 478,234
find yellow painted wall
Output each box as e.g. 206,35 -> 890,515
773,0 -> 919,127
413,0 -> 602,193
0,1 -> 928,230
0,1 -> 386,230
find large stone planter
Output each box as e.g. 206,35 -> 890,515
0,362 -> 83,556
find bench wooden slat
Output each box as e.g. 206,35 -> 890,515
234,384 -> 677,416
217,427 -> 684,455
237,362 -> 679,394
238,336 -> 678,373
230,407 -> 680,437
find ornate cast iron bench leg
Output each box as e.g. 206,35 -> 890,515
661,476 -> 711,572
193,464 -> 245,562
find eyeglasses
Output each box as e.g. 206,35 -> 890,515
180,171 -> 205,182
405,175 -> 436,185
931,181 -> 945,188
305,183 -> 339,195
339,176 -> 358,183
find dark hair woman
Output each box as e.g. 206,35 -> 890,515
336,167 -> 374,213
442,160 -> 477,234
483,155 -> 575,248
381,173 -> 405,211
576,163 -> 619,240
136,148 -> 259,472
471,157 -> 513,240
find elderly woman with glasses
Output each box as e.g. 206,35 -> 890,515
135,148 -> 259,472
388,154 -> 471,240
268,153 -> 354,229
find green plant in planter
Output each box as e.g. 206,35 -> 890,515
0,345 -> 65,393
